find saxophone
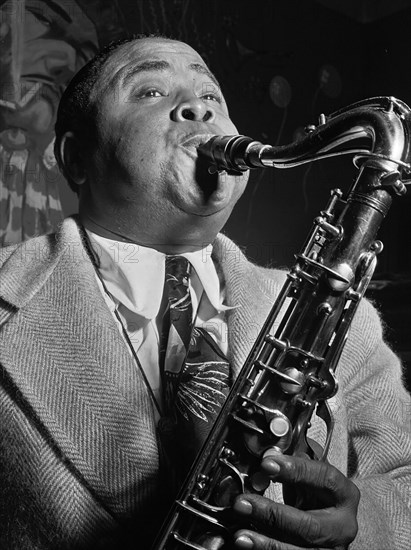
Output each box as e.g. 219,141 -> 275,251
153,97 -> 411,549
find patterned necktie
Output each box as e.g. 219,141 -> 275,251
159,256 -> 231,482
160,255 -> 193,412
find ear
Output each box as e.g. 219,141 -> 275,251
59,131 -> 88,186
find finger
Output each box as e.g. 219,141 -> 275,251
234,530 -> 348,550
234,529 -> 310,550
261,453 -> 358,505
233,494 -> 325,546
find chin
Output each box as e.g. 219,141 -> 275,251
183,188 -> 238,220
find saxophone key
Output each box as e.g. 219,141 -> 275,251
269,414 -> 291,438
280,367 -> 305,394
306,375 -> 327,389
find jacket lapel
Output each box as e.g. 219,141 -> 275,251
0,218 -> 160,518
213,234 -> 287,378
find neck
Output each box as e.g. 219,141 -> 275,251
79,212 -> 218,254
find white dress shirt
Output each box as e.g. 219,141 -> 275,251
86,230 -> 231,414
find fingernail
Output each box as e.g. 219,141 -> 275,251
233,498 -> 253,515
235,534 -> 254,549
262,457 -> 281,475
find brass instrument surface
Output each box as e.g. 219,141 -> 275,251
153,97 -> 411,550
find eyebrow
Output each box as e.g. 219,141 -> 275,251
116,59 -> 221,90
188,63 -> 220,89
120,60 -> 170,87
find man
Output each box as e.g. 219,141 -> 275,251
0,35 -> 410,550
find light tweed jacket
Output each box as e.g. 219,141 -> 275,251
0,217 -> 410,549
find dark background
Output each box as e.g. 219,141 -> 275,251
59,0 -> 411,389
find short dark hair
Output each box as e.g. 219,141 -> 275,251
54,33 -> 174,194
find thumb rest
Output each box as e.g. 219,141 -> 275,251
153,97 -> 411,549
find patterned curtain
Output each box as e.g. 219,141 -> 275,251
0,0 -> 124,246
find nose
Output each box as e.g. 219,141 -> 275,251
172,96 -> 215,123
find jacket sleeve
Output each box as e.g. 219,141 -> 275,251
341,299 -> 411,550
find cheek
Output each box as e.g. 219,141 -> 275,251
219,111 -> 239,135
223,170 -> 249,198
101,128 -> 156,180
125,122 -> 169,172
159,157 -> 193,197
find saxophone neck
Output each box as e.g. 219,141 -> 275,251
199,96 -> 411,195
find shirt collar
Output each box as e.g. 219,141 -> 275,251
85,230 -> 229,320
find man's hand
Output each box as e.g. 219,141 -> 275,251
232,453 -> 360,549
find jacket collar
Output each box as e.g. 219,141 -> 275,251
0,216 -> 285,407
0,217 -> 92,309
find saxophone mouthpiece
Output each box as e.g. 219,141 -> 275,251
199,135 -> 258,176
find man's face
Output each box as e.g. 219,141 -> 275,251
78,38 -> 248,248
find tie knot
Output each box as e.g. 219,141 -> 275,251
165,255 -> 190,290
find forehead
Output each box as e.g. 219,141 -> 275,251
101,39 -> 218,91
114,39 -> 204,64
